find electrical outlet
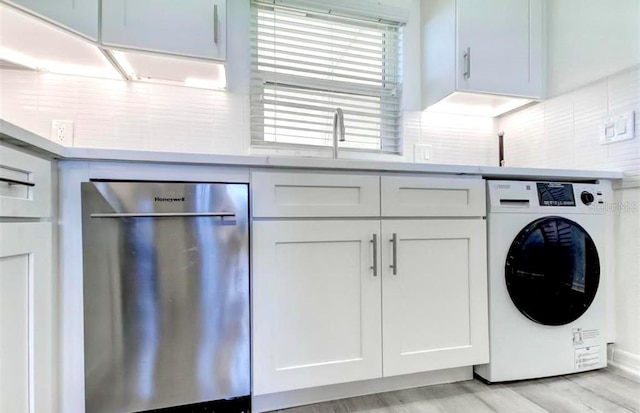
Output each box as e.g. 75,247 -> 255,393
51,120 -> 74,145
414,144 -> 433,163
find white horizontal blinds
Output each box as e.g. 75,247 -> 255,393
250,0 -> 403,153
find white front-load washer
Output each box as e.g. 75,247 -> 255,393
475,180 -> 607,383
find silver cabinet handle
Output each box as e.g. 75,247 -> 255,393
370,234 -> 378,277
464,47 -> 471,79
0,177 -> 35,187
213,4 -> 219,44
390,233 -> 397,275
91,212 -> 235,219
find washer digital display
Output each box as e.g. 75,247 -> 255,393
537,182 -> 575,206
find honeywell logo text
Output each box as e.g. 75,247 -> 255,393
154,197 -> 185,203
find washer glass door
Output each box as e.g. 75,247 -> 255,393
505,216 -> 600,326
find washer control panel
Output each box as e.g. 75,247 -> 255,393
573,184 -> 605,207
488,180 -> 606,213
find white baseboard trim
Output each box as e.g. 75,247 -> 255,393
252,367 -> 472,413
608,345 -> 640,380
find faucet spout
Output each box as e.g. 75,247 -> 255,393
332,107 -> 345,159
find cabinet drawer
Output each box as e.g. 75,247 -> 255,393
252,171 -> 380,218
0,145 -> 52,218
381,176 -> 485,217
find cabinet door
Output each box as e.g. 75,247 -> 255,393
253,220 -> 382,395
5,0 -> 98,40
381,219 -> 488,377
456,0 -> 543,98
0,222 -> 53,413
102,0 -> 226,60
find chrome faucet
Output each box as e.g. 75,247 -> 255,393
332,107 -> 345,159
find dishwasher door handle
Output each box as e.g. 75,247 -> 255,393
90,212 -> 236,219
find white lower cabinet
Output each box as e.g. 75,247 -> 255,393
252,218 -> 489,394
381,219 -> 489,377
0,222 -> 53,413
252,220 -> 382,395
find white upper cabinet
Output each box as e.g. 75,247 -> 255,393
456,0 -> 543,97
4,0 -> 98,40
422,0 -> 543,111
101,0 -> 227,60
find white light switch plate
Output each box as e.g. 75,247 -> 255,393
601,111 -> 635,145
414,144 -> 433,163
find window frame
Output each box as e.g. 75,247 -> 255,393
249,0 -> 404,155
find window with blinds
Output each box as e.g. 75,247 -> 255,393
250,0 -> 404,154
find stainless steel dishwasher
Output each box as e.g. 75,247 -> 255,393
82,181 -> 250,413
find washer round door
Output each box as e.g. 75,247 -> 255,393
505,216 -> 600,326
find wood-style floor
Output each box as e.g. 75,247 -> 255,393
278,368 -> 640,413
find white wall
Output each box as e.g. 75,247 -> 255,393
613,187 -> 640,371
546,0 -> 640,97
498,66 -> 640,370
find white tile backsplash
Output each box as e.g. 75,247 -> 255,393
2,66 -> 636,171
571,82 -> 609,169
1,68 -> 497,165
498,65 -> 640,184
416,111 -> 497,166
543,93 -> 576,168
496,104 -> 546,168
0,69 -> 250,155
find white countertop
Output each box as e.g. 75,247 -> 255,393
1,119 -> 624,181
